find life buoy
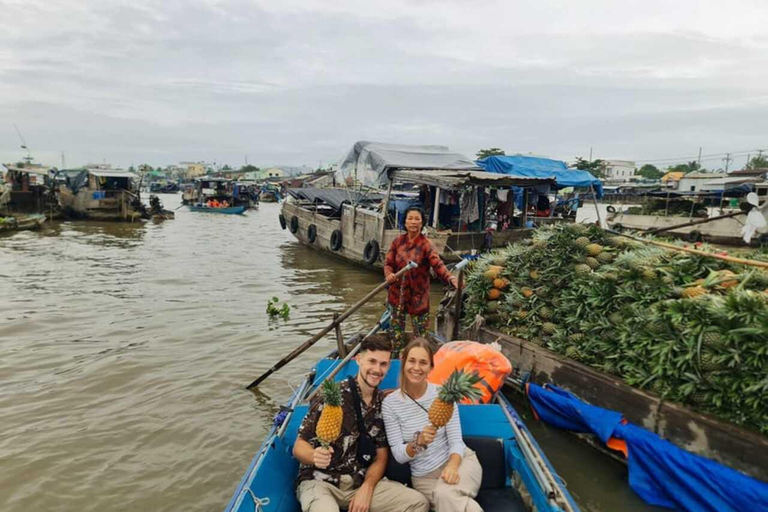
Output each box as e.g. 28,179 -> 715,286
330,229 -> 343,251
307,224 -> 317,244
278,213 -> 286,230
606,205 -> 616,213
289,215 -> 299,234
363,239 -> 380,265
688,230 -> 703,243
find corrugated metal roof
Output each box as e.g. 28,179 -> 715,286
390,169 -> 553,189
88,169 -> 138,178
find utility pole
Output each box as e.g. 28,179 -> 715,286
697,147 -> 702,167
61,151 -> 65,169
722,153 -> 732,173
589,147 -> 593,161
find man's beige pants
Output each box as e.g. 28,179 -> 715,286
411,449 -> 483,512
297,475 -> 429,512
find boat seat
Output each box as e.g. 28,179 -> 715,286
385,436 -> 526,512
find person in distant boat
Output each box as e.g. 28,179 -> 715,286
382,338 -> 483,512
293,336 -> 429,512
384,205 -> 458,356
211,199 -> 220,208
206,199 -> 214,207
221,200 -> 229,208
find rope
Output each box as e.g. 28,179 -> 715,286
245,489 -> 270,511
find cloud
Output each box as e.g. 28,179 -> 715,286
1,0 -> 767,169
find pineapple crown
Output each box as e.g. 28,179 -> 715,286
320,378 -> 343,407
437,369 -> 483,404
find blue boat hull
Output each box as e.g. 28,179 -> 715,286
225,357 -> 579,512
188,205 -> 246,215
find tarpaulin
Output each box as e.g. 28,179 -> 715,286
476,155 -> 604,198
526,383 -> 768,512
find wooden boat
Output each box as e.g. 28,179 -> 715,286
148,195 -> 175,221
225,339 -> 579,512
435,311 -> 768,482
58,168 -> 148,221
280,143 -> 563,268
1,163 -> 58,215
188,204 -> 245,215
184,177 -> 251,211
606,182 -> 768,245
0,213 -> 46,232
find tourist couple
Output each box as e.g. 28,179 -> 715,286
293,336 -> 483,512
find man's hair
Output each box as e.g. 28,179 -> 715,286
359,335 -> 392,354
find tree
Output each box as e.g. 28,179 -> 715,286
668,161 -> 702,174
476,147 -> 505,159
240,164 -> 260,173
222,164 -> 232,171
571,157 -> 606,178
636,164 -> 664,180
746,155 -> 768,170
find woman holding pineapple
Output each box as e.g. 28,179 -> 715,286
384,206 -> 458,356
382,338 -> 484,512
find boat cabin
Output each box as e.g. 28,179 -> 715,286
58,168 -> 146,221
1,163 -> 55,214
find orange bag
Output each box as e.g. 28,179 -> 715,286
428,341 -> 512,404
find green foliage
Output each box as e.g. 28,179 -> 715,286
476,147 -> 506,159
746,155 -> 768,170
667,161 -> 703,174
637,164 -> 664,180
571,157 -> 606,178
461,224 -> 768,434
266,297 -> 291,319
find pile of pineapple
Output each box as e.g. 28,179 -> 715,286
462,223 -> 768,434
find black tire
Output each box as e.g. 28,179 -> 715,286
289,215 -> 299,234
606,205 -> 616,213
307,224 -> 317,244
613,223 -> 624,232
688,230 -> 703,243
758,233 -> 768,247
278,213 -> 286,230
363,239 -> 380,265
330,229 -> 343,251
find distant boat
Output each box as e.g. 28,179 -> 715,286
0,213 -> 46,233
58,168 -> 148,221
188,204 -> 245,215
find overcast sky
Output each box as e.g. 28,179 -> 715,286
2,0 -> 767,171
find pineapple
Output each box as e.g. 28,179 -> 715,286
521,287 -> 534,298
574,236 -> 590,248
597,251 -> 613,264
608,312 -> 623,325
529,270 -> 541,280
429,370 -> 483,427
602,272 -> 619,282
571,223 -> 589,233
542,322 -> 558,335
585,243 -> 603,256
574,263 -> 592,274
642,268 -> 657,280
701,331 -> 724,348
486,301 -> 500,313
538,306 -> 553,320
661,275 -> 675,285
565,346 -> 582,361
516,309 -> 528,320
568,332 -> 585,343
681,286 -> 707,299
585,257 -> 600,270
316,379 -> 343,447
699,352 -> 726,372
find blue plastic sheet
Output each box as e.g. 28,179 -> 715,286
527,383 -> 768,512
476,155 -> 604,198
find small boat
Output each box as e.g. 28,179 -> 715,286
188,204 -> 245,215
148,195 -> 175,221
225,337 -> 578,512
0,213 -> 46,232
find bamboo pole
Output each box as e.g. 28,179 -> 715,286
646,210 -> 745,235
606,229 -> 768,269
245,261 -> 417,391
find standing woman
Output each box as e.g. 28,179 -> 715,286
384,206 -> 458,356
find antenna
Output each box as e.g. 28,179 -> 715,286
13,124 -> 33,164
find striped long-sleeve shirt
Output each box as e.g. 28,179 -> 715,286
381,383 -> 466,476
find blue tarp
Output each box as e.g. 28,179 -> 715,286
476,155 -> 604,198
527,383 -> 768,512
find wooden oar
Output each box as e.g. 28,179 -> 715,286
246,261 -> 417,391
645,210 -> 745,235
452,258 -> 471,340
606,229 -> 768,269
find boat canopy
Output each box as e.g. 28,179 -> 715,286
287,187 -> 384,211
2,164 -> 53,177
476,155 -> 604,198
337,141 -> 479,188
390,169 -> 554,190
87,169 -> 138,179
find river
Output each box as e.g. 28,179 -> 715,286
0,195 -> 661,512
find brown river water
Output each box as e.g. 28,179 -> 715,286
0,195 -> 661,512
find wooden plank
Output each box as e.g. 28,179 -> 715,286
334,313 -> 347,357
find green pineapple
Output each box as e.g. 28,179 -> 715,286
585,243 -> 604,256
565,346 -> 582,361
608,312 -> 623,325
699,352 -> 727,372
429,370 -> 483,426
568,332 -> 585,343
542,322 -> 558,335
574,236 -> 591,248
539,306 -> 553,320
574,263 -> 592,274
701,331 -> 724,348
586,257 -> 600,270
597,251 -> 614,264
642,268 -> 657,280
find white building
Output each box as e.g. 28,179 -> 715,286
603,160 -> 636,182
678,172 -> 724,193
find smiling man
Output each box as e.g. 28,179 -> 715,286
293,335 -> 429,512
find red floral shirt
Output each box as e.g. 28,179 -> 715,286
384,233 -> 453,316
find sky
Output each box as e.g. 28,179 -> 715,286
2,0 -> 768,171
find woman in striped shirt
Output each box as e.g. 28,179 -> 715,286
382,338 -> 483,512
